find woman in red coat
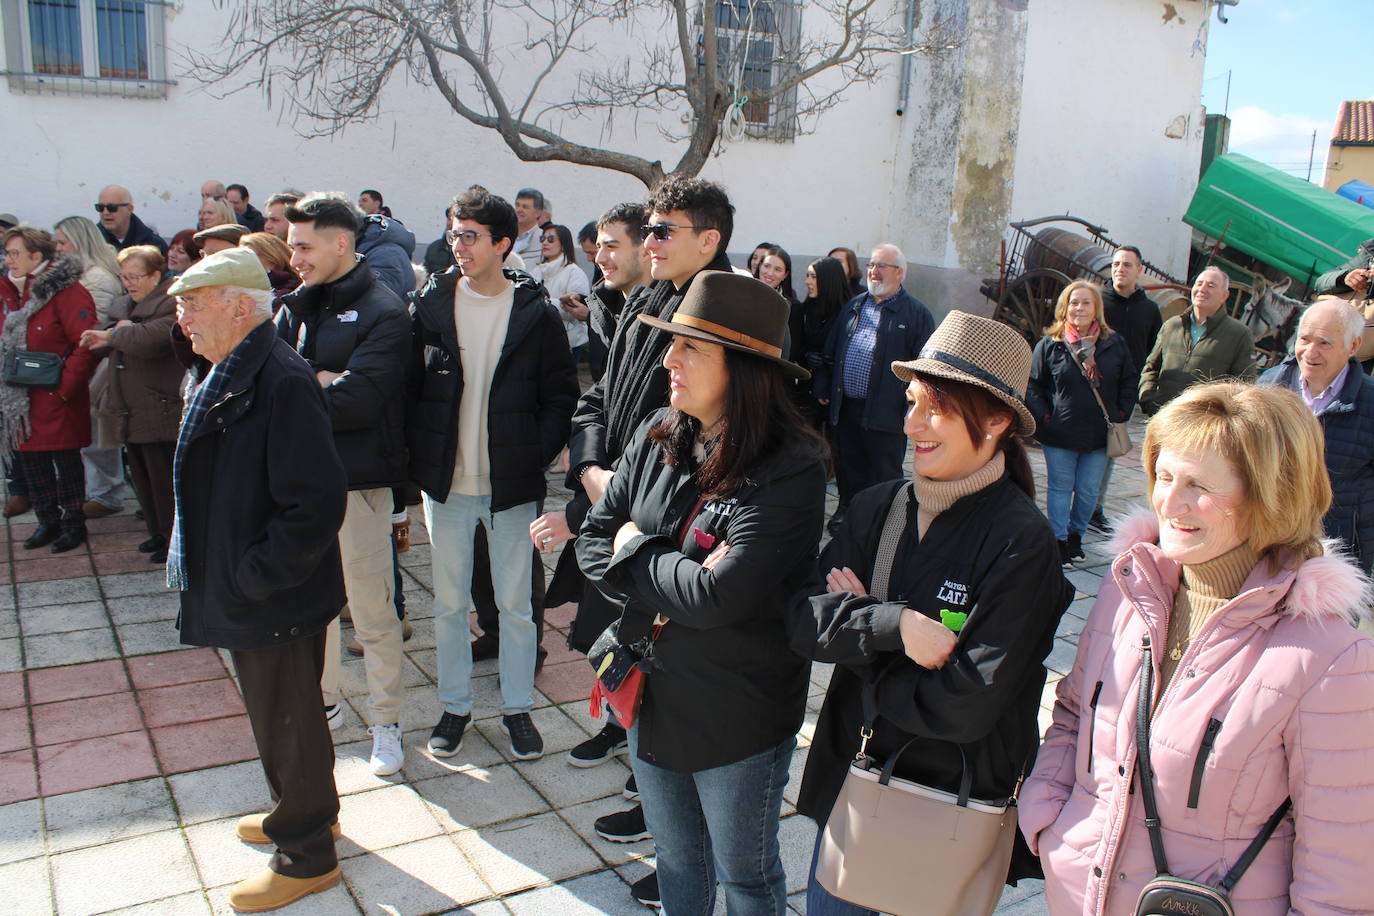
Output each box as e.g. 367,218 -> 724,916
1,228 -> 99,552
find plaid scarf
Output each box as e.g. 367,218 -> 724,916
166,327 -> 254,590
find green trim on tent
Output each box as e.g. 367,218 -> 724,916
1184,153 -> 1374,282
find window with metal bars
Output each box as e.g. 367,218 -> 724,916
698,0 -> 801,141
2,0 -> 168,96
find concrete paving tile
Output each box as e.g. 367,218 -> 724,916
437,903 -> 509,916
778,812 -> 817,895
560,798 -> 653,867
406,726 -> 508,780
0,856 -> 51,916
0,748 -> 38,804
512,748 -> 631,809
184,815 -> 275,888
0,705 -> 28,753
205,877 -> 360,915
0,586 -> 15,610
88,528 -> 148,553
127,647 -> 228,690
138,678 -> 245,728
32,689 -> 141,746
151,714 -> 258,773
119,619 -> 190,656
107,591 -> 181,626
403,565 -> 434,590
12,554 -> 95,583
44,776 -> 179,853
341,834 -> 490,914
1065,567 -> 1105,596
1044,638 -> 1080,677
26,656 -> 128,703
94,548 -> 163,576
85,512 -> 147,534
1054,612 -> 1085,641
504,867 -> 647,915
103,891 -> 214,915
0,797 -> 43,865
997,877 -> 1045,907
555,700 -> 603,739
337,783 -> 446,857
24,626 -> 119,668
401,616 -> 437,652
454,812 -> 602,896
789,889 -> 807,914
543,602 -> 577,630
18,600 -> 107,636
0,606 -> 17,639
98,569 -> 171,599
38,729 -> 159,796
0,636 -> 19,672
414,764 -> 550,832
168,760 -> 268,825
994,890 -> 1050,914
51,828 -> 198,914
16,576 -> 100,608
397,542 -> 432,569
782,744 -> 808,807
531,660 -> 592,705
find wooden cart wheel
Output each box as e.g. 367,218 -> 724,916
995,268 -> 1071,344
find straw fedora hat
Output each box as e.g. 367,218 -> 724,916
890,310 -> 1036,436
638,271 -> 810,379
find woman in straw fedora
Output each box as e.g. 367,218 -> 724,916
578,271 -> 828,915
789,310 -> 1075,915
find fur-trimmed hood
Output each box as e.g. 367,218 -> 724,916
25,254 -> 85,306
1105,506 -> 1372,621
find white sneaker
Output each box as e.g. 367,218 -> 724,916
368,724 -> 404,776
325,704 -> 345,731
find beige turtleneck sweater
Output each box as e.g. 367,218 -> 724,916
912,451 -> 1006,540
1159,541 -> 1261,688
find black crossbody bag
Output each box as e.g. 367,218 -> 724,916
1133,634 -> 1291,916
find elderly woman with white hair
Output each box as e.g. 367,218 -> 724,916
812,243 -> 936,525
1259,298 -> 1374,575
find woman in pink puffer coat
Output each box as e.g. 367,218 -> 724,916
1019,382 -> 1374,915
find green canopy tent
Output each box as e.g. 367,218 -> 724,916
1184,152 -> 1374,285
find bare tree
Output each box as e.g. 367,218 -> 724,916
190,0 -> 954,187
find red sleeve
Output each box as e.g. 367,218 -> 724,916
54,284 -> 100,403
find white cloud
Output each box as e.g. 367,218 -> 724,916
1224,105 -> 1332,180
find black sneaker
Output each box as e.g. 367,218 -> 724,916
1088,509 -> 1111,534
1067,533 -> 1086,562
623,772 -> 639,801
631,870 -> 660,908
501,713 -> 544,760
427,712 -> 470,758
567,724 -> 628,768
1058,539 -> 1073,568
595,805 -> 650,843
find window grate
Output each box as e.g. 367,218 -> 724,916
4,0 -> 170,96
698,0 -> 801,142
28,0 -> 81,76
96,0 -> 147,79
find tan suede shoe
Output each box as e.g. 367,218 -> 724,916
228,866 -> 341,912
235,813 -> 342,845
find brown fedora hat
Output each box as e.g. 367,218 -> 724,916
890,310 -> 1036,436
638,271 -> 810,379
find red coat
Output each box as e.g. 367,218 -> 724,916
0,256 -> 100,451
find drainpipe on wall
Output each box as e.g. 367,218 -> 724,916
895,0 -> 917,115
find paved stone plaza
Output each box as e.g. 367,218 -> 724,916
0,416 -> 1151,915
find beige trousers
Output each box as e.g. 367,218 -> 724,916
319,488 -> 403,726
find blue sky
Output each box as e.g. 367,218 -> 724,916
1202,0 -> 1374,181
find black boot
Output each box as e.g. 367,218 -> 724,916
50,527 -> 87,554
23,522 -> 60,550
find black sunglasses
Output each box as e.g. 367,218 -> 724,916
641,223 -> 710,241
93,203 -> 130,213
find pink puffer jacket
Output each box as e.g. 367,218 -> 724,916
1019,511 -> 1374,915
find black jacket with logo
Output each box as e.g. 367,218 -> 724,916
578,408 -> 827,772
407,268 -> 576,512
275,258 -> 411,491
789,474 -> 1073,882
176,323 -> 347,650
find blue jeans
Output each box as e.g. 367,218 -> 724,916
1041,444 -> 1109,540
806,832 -> 882,916
628,726 -> 793,915
423,493 -> 538,716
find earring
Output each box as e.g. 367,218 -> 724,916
985,433 -> 992,440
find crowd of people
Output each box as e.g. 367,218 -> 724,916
2,172 -> 1373,916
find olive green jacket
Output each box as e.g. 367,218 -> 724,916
1138,308 -> 1256,415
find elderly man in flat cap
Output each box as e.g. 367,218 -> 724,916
168,248 -> 348,912
193,222 -> 249,256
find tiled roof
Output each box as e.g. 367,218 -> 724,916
1333,100 -> 1374,145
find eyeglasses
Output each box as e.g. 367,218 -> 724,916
119,272 -> 150,285
3,249 -> 26,260
94,203 -> 131,213
868,261 -> 900,272
641,223 -> 709,241
541,235 -> 558,243
445,229 -> 494,246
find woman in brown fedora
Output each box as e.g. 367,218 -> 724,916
578,271 -> 828,916
789,310 -> 1075,915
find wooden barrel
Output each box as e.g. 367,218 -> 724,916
1144,286 -> 1190,323
1024,228 -> 1112,280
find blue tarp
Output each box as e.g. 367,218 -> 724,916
1336,180 -> 1374,210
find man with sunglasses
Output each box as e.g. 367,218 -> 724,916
408,187 -> 576,763
814,243 -> 933,527
95,185 -> 167,255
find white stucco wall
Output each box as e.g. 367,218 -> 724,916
1009,0 -> 1209,282
2,0 -> 1209,307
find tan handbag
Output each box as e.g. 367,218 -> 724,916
813,484 -> 1020,916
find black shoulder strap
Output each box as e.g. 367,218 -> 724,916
1217,798 -> 1292,892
